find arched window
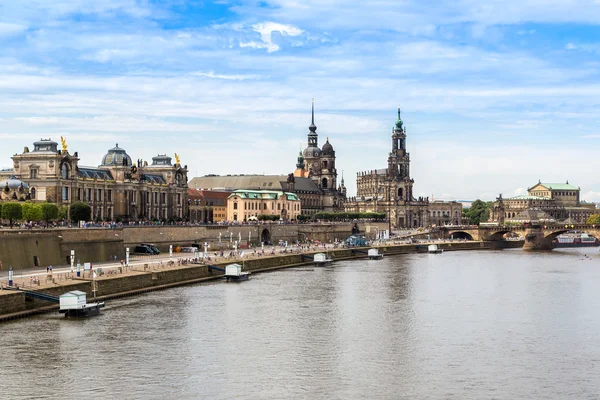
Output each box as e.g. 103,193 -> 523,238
323,160 -> 328,169
30,187 -> 36,200
322,178 -> 328,188
60,162 -> 69,179
397,188 -> 403,199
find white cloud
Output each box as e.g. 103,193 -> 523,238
243,22 -> 304,52
190,71 -> 262,80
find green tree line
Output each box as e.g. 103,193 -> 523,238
462,200 -> 493,225
0,202 -> 88,226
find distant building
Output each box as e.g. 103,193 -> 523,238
489,181 -> 596,224
345,108 -> 461,228
1,139 -> 188,221
187,189 -> 230,223
226,189 -> 301,222
189,100 -> 346,218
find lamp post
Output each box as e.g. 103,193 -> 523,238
169,244 -> 173,260
219,232 -> 222,244
126,247 -> 130,269
70,250 -> 75,273
8,266 -> 13,287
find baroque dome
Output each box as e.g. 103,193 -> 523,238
101,143 -> 132,167
0,176 -> 29,190
322,138 -> 334,155
303,146 -> 322,158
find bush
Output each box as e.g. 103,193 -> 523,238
257,214 -> 280,221
70,201 -> 91,223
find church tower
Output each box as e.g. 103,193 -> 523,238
302,98 -> 323,178
387,107 -> 413,202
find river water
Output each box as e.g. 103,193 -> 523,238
2,248 -> 600,399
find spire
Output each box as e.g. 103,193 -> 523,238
395,106 -> 403,130
309,98 -> 317,133
296,151 -> 305,169
341,170 -> 345,186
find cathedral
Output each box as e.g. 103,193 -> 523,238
293,99 -> 346,212
345,108 -> 462,228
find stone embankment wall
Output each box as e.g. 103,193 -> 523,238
0,222 -> 389,271
0,240 -> 517,321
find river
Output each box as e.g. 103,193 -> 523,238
1,248 -> 600,399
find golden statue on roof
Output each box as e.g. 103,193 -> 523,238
60,136 -> 68,152
175,153 -> 181,165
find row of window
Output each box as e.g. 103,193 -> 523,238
233,202 -> 300,211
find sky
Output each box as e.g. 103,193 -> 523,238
1,1 -> 600,202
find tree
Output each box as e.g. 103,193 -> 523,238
464,199 -> 491,225
2,202 -> 22,227
22,203 -> 43,222
58,205 -> 68,220
41,203 -> 59,225
70,201 -> 91,223
586,214 -> 600,225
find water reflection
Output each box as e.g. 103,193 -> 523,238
1,248 -> 600,399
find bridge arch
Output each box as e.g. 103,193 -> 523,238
486,230 -> 513,241
449,231 -> 474,240
543,229 -> 570,241
261,228 -> 271,244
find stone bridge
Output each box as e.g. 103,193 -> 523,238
440,224 -> 600,251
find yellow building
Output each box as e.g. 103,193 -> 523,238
226,190 -> 301,222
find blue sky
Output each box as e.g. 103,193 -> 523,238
2,0 -> 600,201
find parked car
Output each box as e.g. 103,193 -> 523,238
140,243 -> 160,254
134,245 -> 154,254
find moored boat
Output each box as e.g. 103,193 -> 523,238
367,248 -> 384,260
428,244 -> 443,254
314,253 -> 333,266
553,232 -> 600,248
59,290 -> 104,318
225,263 -> 250,282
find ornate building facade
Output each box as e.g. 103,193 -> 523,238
189,100 -> 346,218
345,108 -> 462,228
226,190 -> 301,221
488,181 -> 596,224
292,99 -> 346,212
1,139 -> 188,221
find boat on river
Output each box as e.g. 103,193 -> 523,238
225,263 -> 250,282
553,232 -> 600,248
367,248 -> 384,260
59,291 -> 104,318
428,244 -> 443,254
314,253 -> 333,266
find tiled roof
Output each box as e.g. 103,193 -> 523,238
77,167 -> 113,180
144,174 -> 166,184
538,183 -> 579,190
508,195 -> 548,200
229,190 -> 300,201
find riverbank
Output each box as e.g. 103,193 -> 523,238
0,240 -> 521,322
